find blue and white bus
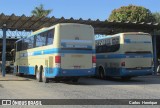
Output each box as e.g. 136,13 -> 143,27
14,23 -> 96,83
95,32 -> 153,80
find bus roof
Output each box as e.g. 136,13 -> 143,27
16,23 -> 92,43
95,32 -> 150,40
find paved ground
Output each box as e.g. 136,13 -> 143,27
0,73 -> 160,108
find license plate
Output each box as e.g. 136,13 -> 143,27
73,66 -> 81,69
71,55 -> 83,57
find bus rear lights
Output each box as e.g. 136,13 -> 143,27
121,62 -> 125,67
55,56 -> 61,63
92,56 -> 96,63
92,56 -> 96,68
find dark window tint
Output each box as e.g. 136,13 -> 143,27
96,37 -> 120,53
28,36 -> 34,49
23,38 -> 29,50
17,40 -> 22,51
35,33 -> 46,47
46,29 -> 54,45
16,28 -> 55,51
96,44 -> 120,53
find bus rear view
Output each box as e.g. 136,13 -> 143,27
121,32 -> 153,79
96,32 -> 153,80
57,23 -> 96,82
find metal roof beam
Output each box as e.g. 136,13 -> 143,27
34,16 -> 56,29
10,14 -> 26,28
27,16 -> 46,28
17,15 -> 35,30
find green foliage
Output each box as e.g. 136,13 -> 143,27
108,5 -> 155,22
31,4 -> 52,17
152,12 -> 160,23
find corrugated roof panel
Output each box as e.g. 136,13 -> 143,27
0,13 -> 159,34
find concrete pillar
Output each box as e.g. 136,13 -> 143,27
153,30 -> 157,75
2,24 -> 7,77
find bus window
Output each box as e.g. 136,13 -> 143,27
35,33 -> 46,47
46,29 -> 54,45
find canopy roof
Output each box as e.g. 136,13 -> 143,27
0,13 -> 159,34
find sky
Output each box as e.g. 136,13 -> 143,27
0,0 -> 159,21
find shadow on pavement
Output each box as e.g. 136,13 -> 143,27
1,73 -> 160,85
63,75 -> 160,86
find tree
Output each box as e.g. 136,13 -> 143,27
31,4 -> 52,17
152,12 -> 160,35
108,5 -> 155,22
152,12 -> 160,23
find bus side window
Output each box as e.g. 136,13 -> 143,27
17,40 -> 22,51
28,36 -> 34,49
46,29 -> 54,45
35,33 -> 46,47
23,38 -> 29,50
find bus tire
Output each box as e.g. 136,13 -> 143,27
42,68 -> 49,83
121,76 -> 132,81
98,67 -> 105,79
36,68 -> 42,82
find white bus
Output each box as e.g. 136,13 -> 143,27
14,23 -> 96,83
96,32 -> 153,80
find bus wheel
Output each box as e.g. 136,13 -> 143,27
99,67 -> 105,79
42,68 -> 49,83
121,77 -> 132,81
36,68 -> 42,82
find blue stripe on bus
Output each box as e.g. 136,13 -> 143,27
96,54 -> 153,59
33,51 -> 42,55
20,48 -> 95,57
43,49 -> 60,54
45,68 -> 96,77
124,39 -> 131,43
15,66 -> 95,78
18,66 -> 35,75
103,67 -> 153,77
124,39 -> 151,43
